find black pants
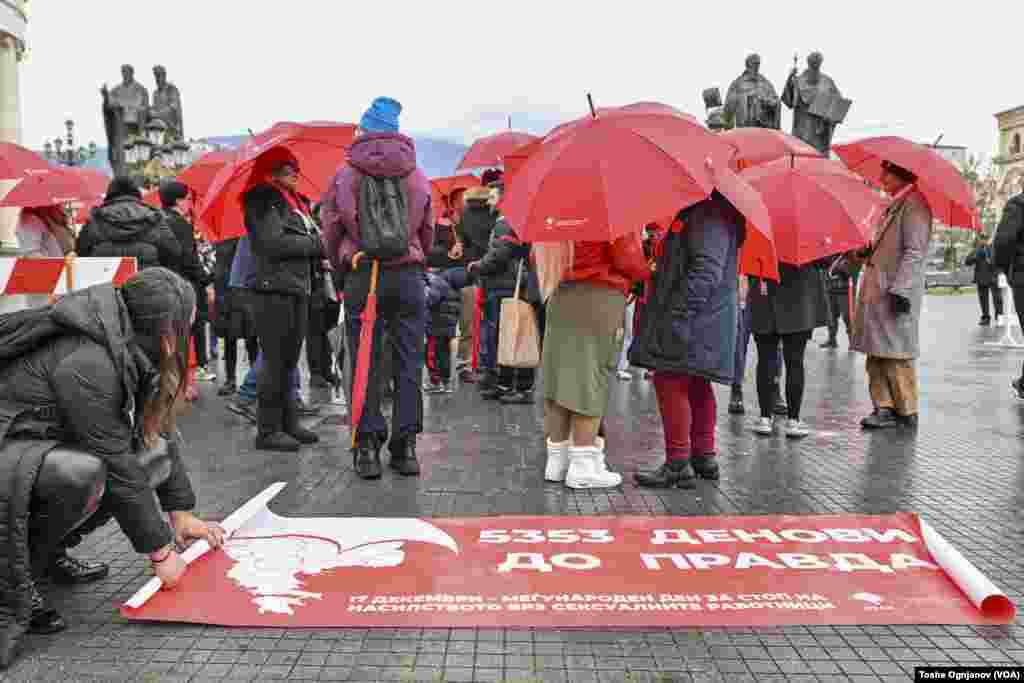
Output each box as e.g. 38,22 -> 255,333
254,291 -> 310,435
191,318 -> 208,368
307,300 -> 341,380
29,448 -> 106,571
427,335 -> 453,383
754,332 -> 811,420
224,336 -> 259,386
1014,286 -> 1024,381
826,290 -> 851,339
978,285 -> 1004,321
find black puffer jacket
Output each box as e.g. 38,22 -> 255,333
243,184 -> 322,297
455,199 -> 497,262
994,193 -> 1024,285
748,262 -> 829,335
474,217 -> 539,302
77,197 -> 182,270
427,222 -> 459,270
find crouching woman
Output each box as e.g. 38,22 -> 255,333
0,268 -> 224,669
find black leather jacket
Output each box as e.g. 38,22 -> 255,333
243,184 -> 323,297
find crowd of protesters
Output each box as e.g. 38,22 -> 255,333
5,88 -> 1024,668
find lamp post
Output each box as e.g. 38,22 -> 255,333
43,118 -> 97,167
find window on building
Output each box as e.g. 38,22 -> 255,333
1013,133 -> 1022,155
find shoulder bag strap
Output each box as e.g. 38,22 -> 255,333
513,258 -> 525,301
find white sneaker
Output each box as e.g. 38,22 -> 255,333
784,419 -> 810,439
544,439 -> 571,482
616,370 -> 632,381
565,446 -> 622,489
752,417 -> 774,435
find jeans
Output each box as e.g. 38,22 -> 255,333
238,348 -> 302,403
653,372 -> 716,460
480,293 -> 502,373
734,304 -> 783,388
617,301 -> 635,372
345,263 -> 426,443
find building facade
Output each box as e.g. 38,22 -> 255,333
994,106 -> 1024,213
0,0 -> 27,256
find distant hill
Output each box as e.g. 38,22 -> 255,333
74,134 -> 469,181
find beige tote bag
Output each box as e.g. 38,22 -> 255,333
497,259 -> 541,368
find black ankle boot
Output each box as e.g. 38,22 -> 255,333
48,551 -> 109,585
388,438 -> 421,476
353,437 -> 382,480
28,581 -> 66,635
728,386 -> 745,415
861,407 -> 899,429
255,432 -> 300,452
635,460 -> 695,489
690,453 -> 720,480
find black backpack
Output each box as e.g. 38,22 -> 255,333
358,173 -> 411,261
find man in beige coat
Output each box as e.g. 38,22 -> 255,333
850,161 -> 933,429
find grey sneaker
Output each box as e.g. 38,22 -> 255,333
784,419 -> 810,439
752,417 -> 774,436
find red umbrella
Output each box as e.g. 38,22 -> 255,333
833,136 -> 980,230
198,121 -> 357,242
350,256 -> 380,449
741,156 -> 886,265
142,188 -> 161,208
0,166 -> 104,208
0,142 -> 50,179
720,128 -> 821,169
431,174 -> 480,220
66,167 -> 112,197
177,149 -> 235,197
457,131 -> 539,171
501,102 -> 777,277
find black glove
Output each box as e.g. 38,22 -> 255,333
889,293 -> 911,315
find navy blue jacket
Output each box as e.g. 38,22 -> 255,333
629,193 -> 743,385
425,270 -> 463,338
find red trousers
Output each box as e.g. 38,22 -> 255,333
652,372 -> 717,461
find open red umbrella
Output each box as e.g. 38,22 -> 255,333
741,156 -> 886,265
501,101 -> 777,277
833,136 -> 980,230
177,149 -> 235,197
431,174 -> 480,221
197,121 -> 356,241
350,256 -> 380,448
0,165 -> 104,208
720,128 -> 821,169
457,131 -> 539,171
0,142 -> 50,179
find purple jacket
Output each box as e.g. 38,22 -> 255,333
321,132 -> 433,270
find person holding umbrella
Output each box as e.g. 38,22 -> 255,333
320,97 -> 434,480
850,161 -> 932,429
243,153 -> 324,451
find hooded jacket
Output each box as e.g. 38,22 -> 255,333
425,270 -> 463,338
474,217 -> 540,302
0,285 -> 195,667
76,197 -> 183,271
455,193 -> 497,263
243,184 -> 322,297
320,132 -> 434,271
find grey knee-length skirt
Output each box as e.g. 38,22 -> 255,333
541,282 -> 626,417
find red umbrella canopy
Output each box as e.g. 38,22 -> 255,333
833,136 -> 980,230
431,174 -> 480,220
741,156 -> 887,266
177,149 -> 235,197
198,121 -> 357,241
719,128 -> 821,169
501,104 -> 776,259
0,142 -> 50,179
0,165 -> 105,208
457,131 -> 540,171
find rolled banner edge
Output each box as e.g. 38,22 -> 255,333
122,482 -> 289,610
918,516 -> 1017,622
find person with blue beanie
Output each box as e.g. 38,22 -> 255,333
359,97 -> 402,133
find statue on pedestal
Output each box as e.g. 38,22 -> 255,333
101,65 -> 149,177
150,65 -> 184,141
724,54 -> 781,130
781,52 -> 851,154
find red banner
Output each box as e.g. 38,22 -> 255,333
123,488 -> 1015,627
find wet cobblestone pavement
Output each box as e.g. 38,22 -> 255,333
4,294 -> 1023,682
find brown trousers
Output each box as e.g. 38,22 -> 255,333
865,356 -> 918,416
457,285 -> 478,363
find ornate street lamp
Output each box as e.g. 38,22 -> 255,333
47,119 -> 97,166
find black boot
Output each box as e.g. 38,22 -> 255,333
635,460 -> 696,489
728,386 -> 745,415
388,438 -> 421,476
28,581 -> 66,635
48,550 -> 109,585
690,453 -> 720,481
353,436 -> 382,480
861,407 -> 899,429
217,381 -> 237,397
255,432 -> 300,452
499,389 -> 535,405
284,400 -> 320,445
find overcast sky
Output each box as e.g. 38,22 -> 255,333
17,1 -> 1019,160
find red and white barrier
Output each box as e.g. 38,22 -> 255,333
0,256 -> 137,296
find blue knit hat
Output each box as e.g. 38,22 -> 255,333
360,97 -> 402,133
